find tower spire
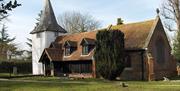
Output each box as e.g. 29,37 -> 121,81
30,0 -> 66,34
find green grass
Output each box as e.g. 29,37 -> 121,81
0,73 -> 35,79
0,77 -> 180,91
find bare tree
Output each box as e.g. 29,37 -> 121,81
161,0 -> 180,62
58,11 -> 101,33
161,0 -> 180,31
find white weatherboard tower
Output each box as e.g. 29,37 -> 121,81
30,0 -> 67,75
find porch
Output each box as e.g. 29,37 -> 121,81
39,48 -> 96,78
42,60 -> 95,78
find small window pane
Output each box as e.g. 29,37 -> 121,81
54,32 -> 58,37
82,45 -> 89,55
125,55 -> 131,67
37,33 -> 41,38
65,47 -> 71,56
156,38 -> 165,63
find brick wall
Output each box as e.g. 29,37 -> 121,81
120,52 -> 145,80
147,20 -> 177,80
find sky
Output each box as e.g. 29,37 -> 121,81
5,0 -> 163,50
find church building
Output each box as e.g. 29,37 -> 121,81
31,0 -> 177,80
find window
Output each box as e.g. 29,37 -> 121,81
82,45 -> 89,55
155,38 -> 165,63
125,55 -> 131,67
64,41 -> 77,56
36,33 -> 41,38
68,62 -> 92,73
54,32 -> 58,37
80,38 -> 95,55
65,47 -> 71,56
81,63 -> 92,73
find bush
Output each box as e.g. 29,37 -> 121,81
0,61 -> 32,74
94,29 -> 125,80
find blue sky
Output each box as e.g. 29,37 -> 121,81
5,0 -> 162,50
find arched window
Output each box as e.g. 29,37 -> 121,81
125,54 -> 131,68
155,37 -> 165,64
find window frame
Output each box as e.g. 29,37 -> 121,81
125,54 -> 132,68
54,32 -> 58,37
82,45 -> 89,55
155,37 -> 165,64
64,47 -> 71,56
36,33 -> 41,38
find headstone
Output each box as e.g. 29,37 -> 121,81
120,82 -> 128,87
13,66 -> 17,75
163,77 -> 170,81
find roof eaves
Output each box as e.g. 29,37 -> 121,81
39,49 -> 46,62
45,49 -> 53,61
143,15 -> 160,49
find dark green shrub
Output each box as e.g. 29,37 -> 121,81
0,61 -> 32,74
94,29 -> 125,80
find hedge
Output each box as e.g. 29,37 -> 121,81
0,61 -> 32,74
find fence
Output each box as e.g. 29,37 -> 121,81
0,61 -> 32,74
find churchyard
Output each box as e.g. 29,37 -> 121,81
0,76 -> 180,91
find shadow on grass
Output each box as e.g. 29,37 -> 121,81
0,80 -> 89,91
0,74 -> 43,79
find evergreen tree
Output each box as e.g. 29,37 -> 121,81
94,29 -> 125,80
25,38 -> 32,60
173,31 -> 180,63
0,24 -> 15,60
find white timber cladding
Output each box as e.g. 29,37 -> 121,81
32,31 -> 61,75
32,32 -> 43,75
31,0 -> 67,75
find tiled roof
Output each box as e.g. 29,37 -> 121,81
81,38 -> 96,45
39,18 -> 157,62
111,19 -> 155,49
56,31 -> 97,61
49,42 -> 62,48
40,48 -> 63,61
64,40 -> 77,47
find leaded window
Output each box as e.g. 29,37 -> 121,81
82,45 -> 89,55
155,38 -> 165,63
65,47 -> 71,56
125,55 -> 131,67
64,41 -> 77,56
36,33 -> 41,38
54,32 -> 58,37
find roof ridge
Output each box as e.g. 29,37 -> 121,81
60,30 -> 98,37
116,19 -> 156,26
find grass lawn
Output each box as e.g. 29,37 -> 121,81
0,77 -> 180,91
0,73 -> 31,77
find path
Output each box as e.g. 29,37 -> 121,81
0,78 -> 96,84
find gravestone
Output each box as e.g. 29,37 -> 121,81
13,66 -> 17,75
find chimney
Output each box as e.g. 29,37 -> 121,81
117,18 -> 123,25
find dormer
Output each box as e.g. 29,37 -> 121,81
64,40 -> 77,56
80,38 -> 95,55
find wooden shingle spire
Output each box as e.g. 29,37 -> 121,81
30,0 -> 67,34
